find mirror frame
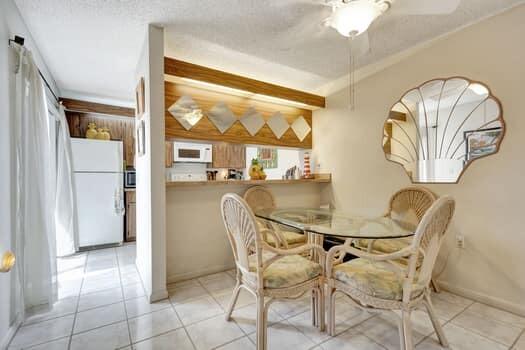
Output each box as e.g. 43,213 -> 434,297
383,76 -> 506,184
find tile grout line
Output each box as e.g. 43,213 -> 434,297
116,246 -> 134,348
67,250 -> 90,349
509,327 -> 525,350
168,285 -> 198,350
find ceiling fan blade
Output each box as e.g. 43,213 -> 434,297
391,0 -> 461,15
350,31 -> 370,57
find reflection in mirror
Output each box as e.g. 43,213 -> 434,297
168,95 -> 203,130
383,77 -> 505,183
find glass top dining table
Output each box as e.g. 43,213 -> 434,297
254,208 -> 417,240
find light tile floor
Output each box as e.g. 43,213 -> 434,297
9,244 -> 525,350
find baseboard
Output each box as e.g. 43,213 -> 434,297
167,263 -> 236,285
149,288 -> 169,303
437,280 -> 525,317
1,312 -> 22,349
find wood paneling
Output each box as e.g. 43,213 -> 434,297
212,143 -> 246,169
165,82 -> 313,148
164,57 -> 325,108
66,111 -> 136,167
61,98 -> 135,118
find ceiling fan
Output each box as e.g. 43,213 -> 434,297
298,0 -> 462,107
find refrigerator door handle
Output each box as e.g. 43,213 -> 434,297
114,189 -> 125,216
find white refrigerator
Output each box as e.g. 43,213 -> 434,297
71,138 -> 124,248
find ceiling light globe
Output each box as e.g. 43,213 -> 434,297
332,0 -> 382,37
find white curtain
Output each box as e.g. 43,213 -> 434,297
14,45 -> 57,311
55,105 -> 78,256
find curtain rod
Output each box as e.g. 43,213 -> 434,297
8,35 -> 60,104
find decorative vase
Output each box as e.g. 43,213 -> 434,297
86,123 -> 98,139
101,127 -> 111,140
96,128 -> 110,140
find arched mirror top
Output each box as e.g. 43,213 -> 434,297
383,77 -> 505,183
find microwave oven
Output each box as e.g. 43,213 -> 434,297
124,170 -> 136,188
173,142 -> 212,163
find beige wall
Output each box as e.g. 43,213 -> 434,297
313,5 -> 525,315
166,184 -> 326,283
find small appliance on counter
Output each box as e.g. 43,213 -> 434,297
124,168 -> 136,188
227,169 -> 244,180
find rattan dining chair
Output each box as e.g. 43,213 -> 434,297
326,196 -> 455,350
356,186 -> 440,291
221,193 -> 326,350
244,186 -> 307,249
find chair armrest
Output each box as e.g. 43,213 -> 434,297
326,242 -> 414,276
259,228 -> 286,248
259,241 -> 326,273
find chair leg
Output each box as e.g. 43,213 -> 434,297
317,284 -> 325,332
423,292 -> 449,347
256,295 -> 268,350
328,288 -> 336,336
398,315 -> 406,350
311,289 -> 318,327
430,278 -> 440,293
401,310 -> 413,350
225,281 -> 241,321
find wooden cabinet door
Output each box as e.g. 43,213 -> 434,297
165,141 -> 173,168
212,143 -> 245,168
212,143 -> 229,168
126,202 -> 136,241
229,144 -> 246,169
125,191 -> 136,242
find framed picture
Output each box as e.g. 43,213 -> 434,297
136,119 -> 146,157
135,77 -> 145,119
257,148 -> 278,169
464,127 -> 502,162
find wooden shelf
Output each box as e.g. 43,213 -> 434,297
166,174 -> 331,188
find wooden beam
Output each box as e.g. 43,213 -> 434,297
164,57 -> 326,108
61,98 -> 135,118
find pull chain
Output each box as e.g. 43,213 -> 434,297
349,36 -> 356,110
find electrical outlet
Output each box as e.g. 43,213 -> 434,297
456,234 -> 465,249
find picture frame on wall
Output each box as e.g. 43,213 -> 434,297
257,148 -> 278,169
464,127 -> 502,162
135,77 -> 145,119
136,119 -> 146,157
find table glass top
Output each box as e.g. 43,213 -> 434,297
254,208 -> 416,239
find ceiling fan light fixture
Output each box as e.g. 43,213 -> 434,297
331,0 -> 383,37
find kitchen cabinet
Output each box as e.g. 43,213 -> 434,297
165,141 -> 173,168
212,143 -> 245,169
125,191 -> 136,242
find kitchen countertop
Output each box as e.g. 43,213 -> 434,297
165,173 -> 331,188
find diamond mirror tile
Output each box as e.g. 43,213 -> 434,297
168,96 -> 203,130
291,116 -> 311,142
207,102 -> 237,134
267,112 -> 289,139
240,107 -> 265,136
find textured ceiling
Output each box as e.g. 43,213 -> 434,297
15,0 -> 525,103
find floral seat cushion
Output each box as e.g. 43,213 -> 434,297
249,252 -> 322,289
333,258 -> 424,300
266,230 -> 307,246
257,219 -> 306,247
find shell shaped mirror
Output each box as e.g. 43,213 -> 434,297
383,77 -> 505,183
